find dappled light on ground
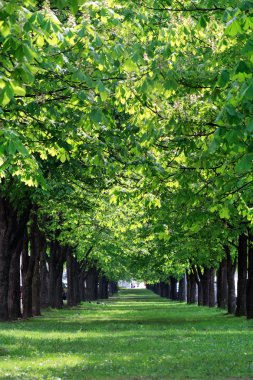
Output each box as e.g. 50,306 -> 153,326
0,289 -> 253,379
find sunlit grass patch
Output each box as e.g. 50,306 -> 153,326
0,288 -> 253,379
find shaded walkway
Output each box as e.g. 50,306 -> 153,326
0,288 -> 253,379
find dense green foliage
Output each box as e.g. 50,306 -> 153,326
1,0 -> 253,290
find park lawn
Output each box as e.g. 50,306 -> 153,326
0,289 -> 253,379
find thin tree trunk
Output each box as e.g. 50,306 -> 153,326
236,234 -> 248,316
74,259 -> 81,305
225,245 -> 236,314
217,258 -> 228,308
160,282 -> 166,298
30,209 -> 48,316
178,274 -> 186,301
209,268 -> 215,307
67,249 -> 80,306
190,273 -> 197,303
202,267 -> 210,306
99,276 -> 109,299
40,245 -> 49,308
187,271 -> 196,304
193,266 -> 203,306
22,228 -> 34,319
246,232 -> 253,318
48,242 -> 66,308
8,248 -> 22,320
108,281 -> 113,297
170,277 -> 178,300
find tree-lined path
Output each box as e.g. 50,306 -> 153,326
1,288 -> 253,379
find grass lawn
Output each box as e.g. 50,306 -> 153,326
0,288 -> 253,379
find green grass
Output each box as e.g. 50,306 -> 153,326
0,288 -> 253,379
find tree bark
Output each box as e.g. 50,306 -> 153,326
79,269 -> 85,302
246,232 -> 253,318
67,249 -> 80,306
187,271 -> 196,304
178,274 -> 186,301
49,241 -> 66,308
22,228 -> 34,319
209,268 -> 215,307
192,266 -> 203,306
225,245 -> 236,314
201,267 -> 210,306
217,258 -> 228,308
108,281 -> 114,297
30,210 -> 42,317
160,282 -> 167,298
40,244 -> 49,308
170,277 -> 178,300
236,234 -> 248,316
85,267 -> 98,301
98,275 -> 109,299
8,248 -> 22,320
0,197 -> 28,321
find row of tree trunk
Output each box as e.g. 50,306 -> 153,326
148,233 -> 253,318
0,199 -> 118,321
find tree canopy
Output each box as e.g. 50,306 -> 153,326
1,0 -> 253,320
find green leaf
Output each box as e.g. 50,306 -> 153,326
218,70 -> 230,88
69,0 -> 78,15
236,154 -> 253,172
242,83 -> 253,100
0,84 -> 14,107
208,139 -> 218,153
123,58 -> 139,73
226,19 -> 242,37
90,109 -> 103,123
164,79 -> 177,91
219,207 -> 230,220
10,81 -> 26,96
8,141 -> 17,155
240,1 -> 253,10
246,118 -> 253,132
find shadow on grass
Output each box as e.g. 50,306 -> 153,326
0,289 -> 253,379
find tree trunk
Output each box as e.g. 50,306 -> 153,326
40,246 -> 49,308
49,242 -> 66,308
74,259 -> 81,305
192,266 -> 202,306
187,271 -> 196,304
99,276 -> 108,299
30,211 -> 41,317
48,241 -> 57,308
246,232 -> 253,318
164,282 -> 170,298
202,267 -> 210,306
178,275 -> 186,301
79,269 -> 85,301
236,234 -> 248,316
67,249 -> 80,306
22,228 -> 34,319
160,282 -> 167,298
190,273 -> 197,303
225,245 -> 236,314
8,248 -> 22,320
209,268 -> 215,307
217,258 -> 228,308
170,277 -> 178,300
108,281 -> 113,297
0,197 -> 28,321
85,267 -> 98,301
